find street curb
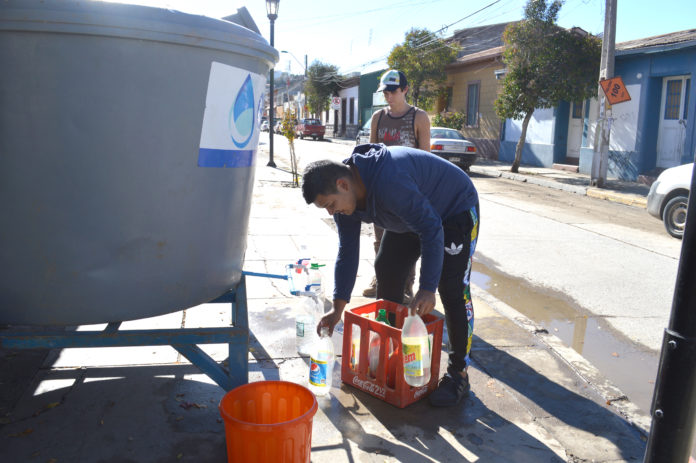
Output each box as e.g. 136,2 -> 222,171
587,187 -> 648,208
471,282 -> 652,435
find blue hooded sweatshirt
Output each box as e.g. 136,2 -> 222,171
333,143 -> 479,302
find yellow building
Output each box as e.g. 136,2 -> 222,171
439,22 -> 514,160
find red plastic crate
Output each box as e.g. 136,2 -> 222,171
341,300 -> 444,408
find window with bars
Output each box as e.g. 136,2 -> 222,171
572,101 -> 583,119
664,79 -> 682,120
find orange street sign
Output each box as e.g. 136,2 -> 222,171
600,76 -> 631,105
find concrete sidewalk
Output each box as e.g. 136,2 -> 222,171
0,143 -> 649,462
470,159 -> 650,208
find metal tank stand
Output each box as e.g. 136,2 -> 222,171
0,275 -> 251,391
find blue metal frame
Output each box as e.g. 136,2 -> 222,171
0,274 -> 256,391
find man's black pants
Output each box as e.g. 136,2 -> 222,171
374,205 -> 480,374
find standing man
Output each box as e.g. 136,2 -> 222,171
301,144 -> 480,407
362,69 -> 431,303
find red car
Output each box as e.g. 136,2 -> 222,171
295,118 -> 325,140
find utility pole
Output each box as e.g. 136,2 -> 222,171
644,162 -> 696,462
590,0 -> 617,188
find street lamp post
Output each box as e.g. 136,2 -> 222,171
266,0 -> 280,168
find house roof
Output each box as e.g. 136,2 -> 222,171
617,29 -> 696,55
451,21 -> 515,57
449,45 -> 504,67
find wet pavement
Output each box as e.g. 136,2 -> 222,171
0,139 -> 653,462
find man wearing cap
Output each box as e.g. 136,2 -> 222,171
302,143 -> 479,407
361,69 -> 431,303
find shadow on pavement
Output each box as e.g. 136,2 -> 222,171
472,337 -> 646,461
333,372 -> 566,462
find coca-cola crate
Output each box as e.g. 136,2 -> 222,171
341,300 -> 444,408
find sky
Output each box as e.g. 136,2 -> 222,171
104,0 -> 696,75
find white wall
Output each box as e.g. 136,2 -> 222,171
338,86 -> 359,125
585,84 -> 641,152
504,107 -> 555,144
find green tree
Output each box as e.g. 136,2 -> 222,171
387,28 -> 459,109
494,0 -> 601,172
305,62 -> 340,117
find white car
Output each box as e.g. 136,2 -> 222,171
647,162 -> 693,238
260,120 -> 269,132
430,127 -> 477,171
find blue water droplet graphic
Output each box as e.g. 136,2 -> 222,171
229,74 -> 255,148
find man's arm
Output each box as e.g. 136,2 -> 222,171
318,214 -> 360,335
369,110 -> 381,144
414,109 -> 431,152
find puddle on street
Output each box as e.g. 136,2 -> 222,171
472,261 -> 659,415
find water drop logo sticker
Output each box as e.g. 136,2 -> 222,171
228,75 -> 255,148
198,62 -> 266,168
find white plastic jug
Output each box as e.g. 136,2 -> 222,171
401,310 -> 431,387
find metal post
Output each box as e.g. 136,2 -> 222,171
267,17 -> 277,168
590,0 -> 617,188
644,162 -> 696,461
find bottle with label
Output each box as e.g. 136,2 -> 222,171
296,294 -> 322,356
401,309 -> 431,387
309,326 -> 334,396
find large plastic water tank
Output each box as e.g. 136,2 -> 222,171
0,1 -> 278,325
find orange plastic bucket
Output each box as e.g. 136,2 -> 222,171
219,380 -> 318,463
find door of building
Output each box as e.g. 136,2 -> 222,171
566,101 -> 585,163
657,75 -> 690,168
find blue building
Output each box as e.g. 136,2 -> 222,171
499,29 -> 696,181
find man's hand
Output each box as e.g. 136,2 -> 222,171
317,309 -> 342,336
317,299 -> 347,336
410,289 -> 436,316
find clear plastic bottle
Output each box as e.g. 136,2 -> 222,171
307,263 -> 325,300
296,295 -> 322,356
401,309 -> 431,387
309,326 -> 334,396
350,322 -> 361,371
369,309 -> 393,378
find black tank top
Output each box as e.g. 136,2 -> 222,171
376,106 -> 420,148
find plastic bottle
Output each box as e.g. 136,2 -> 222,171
401,309 -> 431,387
307,263 -> 325,300
309,326 -> 334,396
296,295 -> 322,356
368,309 -> 391,378
350,322 -> 361,371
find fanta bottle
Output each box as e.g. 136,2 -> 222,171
401,309 -> 431,387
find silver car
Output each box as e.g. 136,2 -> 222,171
647,162 -> 693,238
355,119 -> 371,145
430,127 -> 477,171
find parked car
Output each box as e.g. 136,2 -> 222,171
355,119 -> 371,145
647,162 -> 693,239
295,118 -> 325,140
430,127 -> 477,171
273,120 -> 282,133
260,120 -> 269,132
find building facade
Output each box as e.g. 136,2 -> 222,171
500,30 -> 696,181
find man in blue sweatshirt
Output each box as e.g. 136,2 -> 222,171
301,143 -> 480,407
